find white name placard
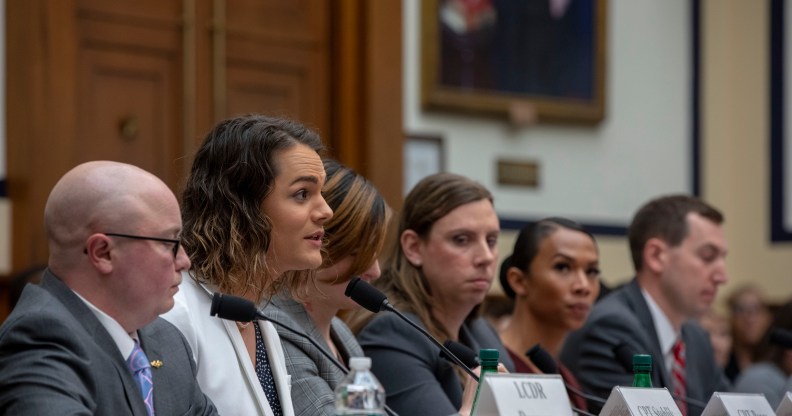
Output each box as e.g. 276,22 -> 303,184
777,392 -> 792,416
471,373 -> 573,416
701,392 -> 774,416
599,386 -> 682,416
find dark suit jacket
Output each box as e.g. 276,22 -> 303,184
263,296 -> 364,416
0,270 -> 217,415
559,278 -> 728,416
356,312 -> 514,416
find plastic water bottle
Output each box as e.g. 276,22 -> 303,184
335,357 -> 386,416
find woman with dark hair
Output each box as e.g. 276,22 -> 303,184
348,172 -> 514,416
162,114 -> 333,415
725,285 -> 772,383
263,159 -> 392,416
498,217 -> 600,411
733,300 -> 792,408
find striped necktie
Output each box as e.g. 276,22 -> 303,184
672,338 -> 687,416
127,341 -> 155,416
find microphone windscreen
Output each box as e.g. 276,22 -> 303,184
210,293 -> 258,322
345,277 -> 388,313
613,342 -> 636,372
769,328 -> 792,349
441,340 -> 479,369
526,344 -> 558,374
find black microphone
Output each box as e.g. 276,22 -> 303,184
613,342 -> 635,374
441,340 -> 480,369
610,343 -> 707,410
345,277 -> 389,312
345,277 -> 480,382
525,344 -> 607,406
769,328 -> 792,349
209,293 -> 400,416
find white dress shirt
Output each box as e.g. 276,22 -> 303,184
641,288 -> 680,376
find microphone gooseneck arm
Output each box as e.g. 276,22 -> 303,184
345,277 -> 480,382
384,303 -> 480,382
209,293 -> 400,416
441,340 -> 480,369
526,344 -> 607,406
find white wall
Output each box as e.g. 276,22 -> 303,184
403,0 -> 694,285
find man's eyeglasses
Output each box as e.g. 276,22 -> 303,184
103,233 -> 181,258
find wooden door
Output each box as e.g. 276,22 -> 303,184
76,1 -> 186,186
3,0 -> 402,319
7,0 -> 190,273
222,0 -> 329,137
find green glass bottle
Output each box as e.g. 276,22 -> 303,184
470,349 -> 499,415
632,354 -> 653,387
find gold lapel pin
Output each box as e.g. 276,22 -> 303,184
150,360 -> 163,368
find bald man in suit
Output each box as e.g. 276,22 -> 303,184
0,161 -> 217,415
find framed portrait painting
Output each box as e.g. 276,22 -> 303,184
421,0 -> 607,124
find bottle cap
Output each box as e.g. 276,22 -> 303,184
349,357 -> 372,371
479,349 -> 499,363
632,354 -> 652,370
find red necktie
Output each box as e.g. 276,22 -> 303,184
672,338 -> 687,416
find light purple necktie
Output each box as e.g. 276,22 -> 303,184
127,341 -> 155,416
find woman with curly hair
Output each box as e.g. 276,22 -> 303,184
162,114 -> 333,416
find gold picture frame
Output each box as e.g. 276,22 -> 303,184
421,0 -> 607,124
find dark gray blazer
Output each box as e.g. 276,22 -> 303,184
263,296 -> 364,416
0,270 -> 217,416
356,311 -> 514,416
559,278 -> 728,416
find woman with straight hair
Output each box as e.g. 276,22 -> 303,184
349,172 -> 514,416
497,217 -> 600,411
263,158 -> 392,416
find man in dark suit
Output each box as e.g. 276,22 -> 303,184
0,161 -> 217,415
560,195 -> 730,416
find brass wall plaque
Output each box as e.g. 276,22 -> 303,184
497,159 -> 539,188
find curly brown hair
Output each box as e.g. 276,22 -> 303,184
181,114 -> 324,302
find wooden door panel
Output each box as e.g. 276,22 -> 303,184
226,66 -> 300,118
76,1 -> 184,187
225,45 -> 328,136
76,49 -> 181,184
77,0 -> 181,21
223,0 -> 329,134
226,0 -> 327,44
5,0 -> 402,314
79,18 -> 182,53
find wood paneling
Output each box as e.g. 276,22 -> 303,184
330,0 -> 404,209
4,0 -> 403,321
222,1 -> 330,135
